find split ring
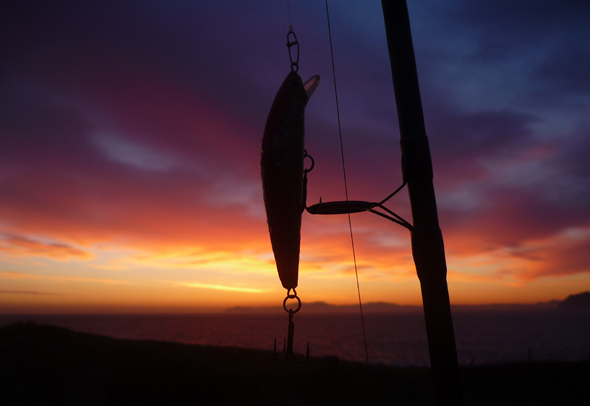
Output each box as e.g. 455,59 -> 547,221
283,294 -> 302,313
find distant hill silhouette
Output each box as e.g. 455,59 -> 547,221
555,291 -> 590,311
224,300 -> 563,314
225,301 -> 421,314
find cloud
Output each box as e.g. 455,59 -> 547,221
0,290 -> 58,295
505,227 -> 590,280
0,234 -> 92,260
178,282 -> 267,294
129,248 -> 275,276
0,271 -> 129,285
91,132 -> 181,172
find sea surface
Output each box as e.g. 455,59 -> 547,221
1,311 -> 588,366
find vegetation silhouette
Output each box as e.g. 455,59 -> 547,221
1,322 -> 587,405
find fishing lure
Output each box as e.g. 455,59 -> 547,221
261,70 -> 318,362
261,71 -> 319,290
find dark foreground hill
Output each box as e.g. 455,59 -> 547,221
0,322 -> 588,405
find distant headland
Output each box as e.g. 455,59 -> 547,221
555,291 -> 590,311
224,292 -> 590,314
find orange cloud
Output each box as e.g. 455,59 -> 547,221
0,271 -> 129,285
445,226 -> 590,286
500,226 -> 590,280
0,235 -> 92,260
0,290 -> 59,295
178,282 -> 267,293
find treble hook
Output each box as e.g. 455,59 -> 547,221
274,291 -> 309,362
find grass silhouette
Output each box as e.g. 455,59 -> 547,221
1,322 -> 587,405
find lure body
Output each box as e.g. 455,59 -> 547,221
261,71 -> 319,289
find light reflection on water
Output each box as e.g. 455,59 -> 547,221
1,311 -> 588,366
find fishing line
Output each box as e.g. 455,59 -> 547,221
286,0 -> 293,30
325,0 -> 370,366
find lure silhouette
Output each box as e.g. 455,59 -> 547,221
261,71 -> 319,290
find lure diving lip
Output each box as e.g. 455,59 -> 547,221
261,71 -> 319,290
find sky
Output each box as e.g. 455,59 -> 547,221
1,0 -> 590,313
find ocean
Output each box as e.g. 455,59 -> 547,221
1,311 -> 588,366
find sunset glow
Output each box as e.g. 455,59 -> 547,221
2,0 -> 590,313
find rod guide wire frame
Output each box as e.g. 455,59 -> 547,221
306,182 -> 413,231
